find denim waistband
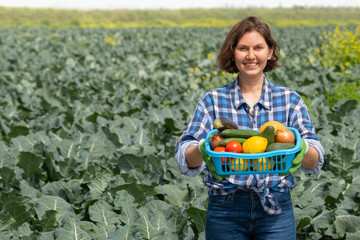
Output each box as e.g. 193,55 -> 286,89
225,187 -> 291,215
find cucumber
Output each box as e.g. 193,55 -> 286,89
220,129 -> 259,138
265,143 -> 295,152
218,137 -> 247,147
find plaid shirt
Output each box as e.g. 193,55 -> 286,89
175,76 -> 324,215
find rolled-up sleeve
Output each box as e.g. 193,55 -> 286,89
175,140 -> 206,177
175,93 -> 214,177
289,94 -> 325,174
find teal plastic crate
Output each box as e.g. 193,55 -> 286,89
205,127 -> 301,175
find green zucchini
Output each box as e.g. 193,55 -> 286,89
220,129 -> 259,138
258,126 -> 275,145
218,137 -> 247,147
265,143 -> 295,152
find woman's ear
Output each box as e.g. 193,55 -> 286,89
268,47 -> 274,60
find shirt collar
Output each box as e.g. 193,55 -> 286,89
233,75 -> 272,111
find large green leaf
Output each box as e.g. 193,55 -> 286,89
57,158 -> 78,178
19,179 -> 39,199
34,195 -> 74,220
0,142 -> 15,168
334,211 -> 360,236
113,190 -> 138,226
14,222 -> 32,238
88,200 -> 119,225
328,144 -> 355,172
0,194 -> 34,230
0,213 -> 16,233
118,154 -> 145,173
0,167 -> 19,189
187,207 -> 207,234
324,211 -> 360,238
40,210 -> 59,232
17,151 -> 44,179
109,181 -> 152,204
85,171 -> 113,200
108,225 -> 134,240
54,138 -> 78,161
91,224 -> 116,240
343,168 -> 360,200
10,136 -> 34,153
7,126 -> 29,138
136,200 -> 177,240
155,184 -> 188,207
54,217 -> 91,240
36,231 -> 56,240
346,231 -> 360,240
310,207 -> 333,232
184,177 -> 208,210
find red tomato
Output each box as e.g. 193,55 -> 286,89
214,146 -> 228,163
225,141 -> 242,153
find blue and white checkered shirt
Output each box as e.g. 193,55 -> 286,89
175,76 -> 324,215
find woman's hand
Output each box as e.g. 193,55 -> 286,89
280,139 -> 319,176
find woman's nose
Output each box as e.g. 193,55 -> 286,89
247,49 -> 255,59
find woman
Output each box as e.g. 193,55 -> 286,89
175,16 -> 324,239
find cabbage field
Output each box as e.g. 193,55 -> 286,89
0,25 -> 359,239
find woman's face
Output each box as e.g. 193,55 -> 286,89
234,31 -> 273,81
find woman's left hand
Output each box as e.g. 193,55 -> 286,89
280,139 -> 307,176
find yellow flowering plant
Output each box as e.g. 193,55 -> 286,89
316,26 -> 360,72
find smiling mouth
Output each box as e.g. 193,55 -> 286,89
244,63 -> 258,67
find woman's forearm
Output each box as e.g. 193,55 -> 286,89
301,146 -> 319,170
185,145 -> 204,168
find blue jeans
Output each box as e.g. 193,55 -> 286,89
205,189 -> 296,240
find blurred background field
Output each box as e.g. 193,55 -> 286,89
0,4 -> 359,240
0,6 -> 360,28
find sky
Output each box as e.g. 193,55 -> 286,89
0,0 -> 359,10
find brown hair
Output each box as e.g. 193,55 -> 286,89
217,16 -> 280,73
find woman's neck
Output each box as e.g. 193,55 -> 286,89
238,75 -> 264,114
238,75 -> 264,93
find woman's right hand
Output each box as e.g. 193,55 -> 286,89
198,139 -> 228,181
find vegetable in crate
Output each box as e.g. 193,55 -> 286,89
225,141 -> 246,172
213,117 -> 238,131
225,140 -> 242,153
218,137 -> 247,147
253,157 -> 272,171
265,142 -> 295,152
242,136 -> 268,153
231,158 -> 248,172
275,128 -> 295,144
259,120 -> 285,134
258,126 -> 275,145
209,132 -> 224,149
214,146 -> 228,163
220,129 -> 258,138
